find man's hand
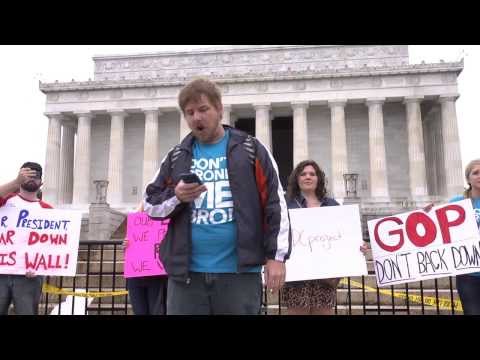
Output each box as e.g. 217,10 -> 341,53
175,180 -> 207,203
0,168 -> 37,198
264,259 -> 286,294
26,271 -> 36,278
123,238 -> 129,249
16,167 -> 37,186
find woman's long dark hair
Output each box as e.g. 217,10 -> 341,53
286,160 -> 327,201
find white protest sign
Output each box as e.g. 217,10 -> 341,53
0,206 -> 82,276
286,204 -> 368,282
368,199 -> 480,287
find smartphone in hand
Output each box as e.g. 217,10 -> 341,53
179,173 -> 203,185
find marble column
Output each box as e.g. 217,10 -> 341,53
73,112 -> 93,204
366,98 -> 389,199
222,105 -> 232,126
404,97 -> 428,198
43,113 -> 62,205
143,108 -> 160,190
58,120 -> 75,204
440,95 -> 464,196
292,101 -> 309,167
107,110 -> 126,205
328,100 -> 348,199
254,103 -> 272,151
179,109 -> 190,141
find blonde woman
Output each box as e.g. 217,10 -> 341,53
448,159 -> 480,315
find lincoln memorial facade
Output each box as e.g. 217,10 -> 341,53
39,45 -> 464,211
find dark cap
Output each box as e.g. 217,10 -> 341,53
21,162 -> 42,178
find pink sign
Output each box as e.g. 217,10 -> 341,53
124,212 -> 169,278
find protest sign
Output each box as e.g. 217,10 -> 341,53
124,212 -> 168,278
286,204 -> 367,282
0,206 -> 81,276
368,199 -> 480,286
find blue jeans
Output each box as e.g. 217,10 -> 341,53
0,275 -> 43,315
456,274 -> 480,315
166,272 -> 262,315
127,276 -> 168,315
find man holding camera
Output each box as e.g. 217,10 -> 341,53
143,78 -> 291,315
0,162 -> 53,315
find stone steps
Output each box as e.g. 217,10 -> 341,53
75,261 -> 124,274
77,247 -> 124,262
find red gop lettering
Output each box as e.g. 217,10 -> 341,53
405,212 -> 437,247
435,204 -> 466,244
373,205 -> 467,252
374,217 -> 404,252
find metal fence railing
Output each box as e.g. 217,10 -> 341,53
40,240 -> 462,315
262,275 -> 461,315
41,240 -> 128,315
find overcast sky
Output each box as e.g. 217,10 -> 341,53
0,45 -> 477,186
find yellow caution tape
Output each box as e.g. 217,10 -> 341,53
339,278 -> 463,312
42,283 -> 129,298
43,280 -> 462,311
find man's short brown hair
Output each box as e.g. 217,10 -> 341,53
178,78 -> 222,113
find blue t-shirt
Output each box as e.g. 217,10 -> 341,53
449,195 -> 480,277
189,130 -> 238,273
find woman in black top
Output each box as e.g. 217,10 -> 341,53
281,160 -> 368,315
281,160 -> 340,315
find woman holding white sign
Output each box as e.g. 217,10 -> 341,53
281,160 -> 341,315
282,160 -> 369,315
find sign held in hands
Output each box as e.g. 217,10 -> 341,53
124,212 -> 169,278
368,199 -> 480,287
